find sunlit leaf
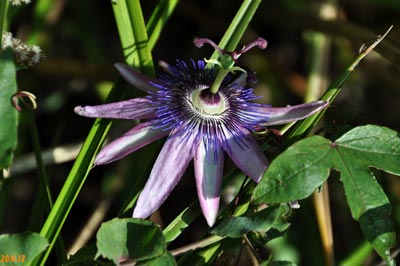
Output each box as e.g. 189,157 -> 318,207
0,232 -> 48,265
96,218 -> 175,265
253,125 -> 399,265
262,261 -> 298,266
137,252 -> 176,266
212,205 -> 290,238
62,244 -> 96,266
0,49 -> 18,169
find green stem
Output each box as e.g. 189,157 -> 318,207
112,0 -> 155,75
211,0 -> 262,57
0,171 -> 5,230
0,0 -> 9,50
208,0 -> 261,93
146,0 -> 179,50
125,0 -> 154,76
170,235 -> 223,257
210,69 -> 229,94
339,241 -> 373,266
29,109 -> 53,210
111,0 -> 137,66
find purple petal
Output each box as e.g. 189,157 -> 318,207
95,121 -> 169,165
115,63 -> 161,93
194,141 -> 224,226
223,126 -> 268,183
257,100 -> 328,126
74,97 -> 155,120
133,129 -> 200,219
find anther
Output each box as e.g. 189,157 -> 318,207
194,37 -> 267,63
239,37 -> 268,53
193,37 -> 225,55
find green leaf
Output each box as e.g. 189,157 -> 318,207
96,218 -> 174,265
177,242 -> 221,266
62,244 -> 97,266
334,125 -> 397,266
137,252 -> 176,266
262,261 -> 298,266
254,136 -> 333,203
0,232 -> 48,265
253,125 -> 398,265
0,49 -> 18,169
212,205 -> 290,238
163,203 -> 201,243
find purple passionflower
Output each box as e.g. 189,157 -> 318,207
75,39 -> 328,226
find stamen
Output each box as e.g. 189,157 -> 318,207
239,37 -> 268,54
193,37 -> 225,55
194,36 -> 268,94
194,37 -> 268,63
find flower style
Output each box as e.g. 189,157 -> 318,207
75,39 -> 328,226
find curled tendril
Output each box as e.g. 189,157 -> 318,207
11,91 -> 37,111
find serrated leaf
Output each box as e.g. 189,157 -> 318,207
253,125 -> 399,265
0,231 -> 48,265
0,49 -> 18,169
254,136 -> 333,203
212,205 -> 290,238
96,218 -> 174,265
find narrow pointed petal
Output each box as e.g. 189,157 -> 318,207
257,100 -> 328,126
194,141 -> 224,226
115,63 -> 161,93
95,121 -> 169,165
133,129 -> 199,219
74,97 -> 155,120
223,126 -> 268,183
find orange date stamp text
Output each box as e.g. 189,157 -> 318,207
0,254 -> 26,265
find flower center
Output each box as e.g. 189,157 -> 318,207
191,88 -> 226,116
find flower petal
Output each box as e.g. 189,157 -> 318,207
95,121 -> 169,165
257,100 -> 328,126
133,128 -> 199,219
115,63 -> 162,93
74,97 -> 155,120
194,140 -> 224,226
223,126 -> 268,183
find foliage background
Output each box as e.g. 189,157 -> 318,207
1,0 -> 400,265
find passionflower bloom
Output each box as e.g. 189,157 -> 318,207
75,38 -> 328,226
